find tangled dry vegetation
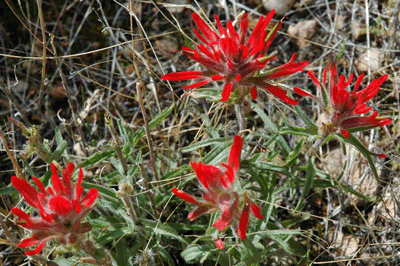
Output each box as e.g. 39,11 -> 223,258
0,0 -> 399,265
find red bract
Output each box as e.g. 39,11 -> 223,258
162,11 -> 309,104
297,63 -> 392,138
172,136 -> 263,249
11,162 -> 98,255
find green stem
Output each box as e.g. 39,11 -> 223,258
234,103 -> 246,133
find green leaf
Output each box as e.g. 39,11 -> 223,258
130,104 -> 175,148
313,179 -> 376,202
295,159 -> 315,211
338,133 -> 378,179
80,150 -> 116,168
242,161 -> 292,177
251,102 -> 291,155
169,222 -> 208,232
54,127 -> 67,155
202,142 -> 231,165
141,219 -> 188,244
0,186 -> 17,196
266,234 -> 304,256
180,137 -> 228,152
48,139 -> 68,162
241,237 -> 261,264
111,238 -> 130,266
53,257 -> 81,266
82,181 -> 122,204
280,125 -> 318,137
181,245 -> 213,263
293,105 -> 318,131
188,87 -> 222,101
158,246 -> 177,266
258,229 -> 302,237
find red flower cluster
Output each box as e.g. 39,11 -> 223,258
162,11 -> 309,104
296,64 -> 392,138
172,136 -> 262,249
11,162 -> 98,255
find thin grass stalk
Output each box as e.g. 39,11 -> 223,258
0,79 -> 31,126
136,82 -> 160,182
36,0 -> 47,111
0,127 -> 23,179
129,1 -> 159,182
122,195 -> 142,235
234,103 -> 246,133
138,162 -> 158,217
105,115 -> 128,175
49,35 -> 88,153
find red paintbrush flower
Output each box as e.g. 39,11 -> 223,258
295,63 -> 392,138
11,162 -> 98,255
162,11 -> 309,104
172,136 -> 262,249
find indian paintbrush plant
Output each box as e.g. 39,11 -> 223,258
11,162 -> 98,255
162,10 -> 309,104
172,135 -> 262,249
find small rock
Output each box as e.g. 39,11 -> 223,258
155,38 -> 179,57
49,85 -> 68,99
287,20 -> 318,47
297,0 -> 314,6
355,48 -> 384,72
328,230 -> 359,256
335,15 -> 346,30
351,21 -> 363,40
262,0 -> 295,15
10,80 -> 29,93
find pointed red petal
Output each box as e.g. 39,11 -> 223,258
211,74 -> 224,81
228,135 -> 243,173
340,129 -> 350,138
220,163 -> 234,189
18,237 -> 39,248
32,177 -> 46,195
294,87 -> 313,97
50,163 -> 64,195
214,238 -> 225,249
162,71 -> 205,81
24,241 -> 46,256
213,197 -> 239,231
188,205 -> 215,221
250,202 -> 263,219
220,82 -> 233,101
76,167 -> 84,200
192,13 -> 218,44
11,208 -> 31,221
353,73 -> 365,92
11,176 -> 39,208
81,188 -> 98,209
190,162 -> 224,190
62,162 -> 74,196
172,188 -> 201,205
183,80 -> 210,90
263,84 -> 299,105
308,71 -> 321,89
238,201 -> 250,240
250,87 -> 257,99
